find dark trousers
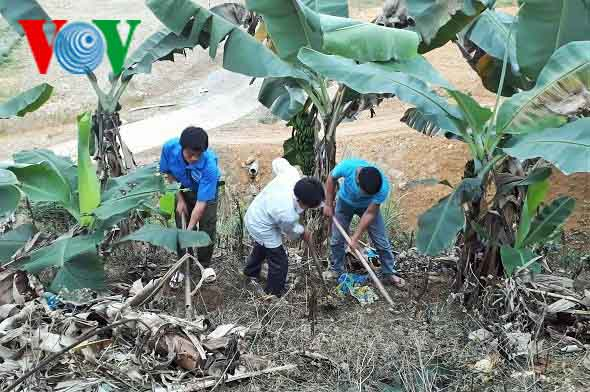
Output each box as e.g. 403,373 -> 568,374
175,191 -> 218,266
244,242 -> 288,296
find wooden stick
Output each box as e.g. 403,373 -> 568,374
183,365 -> 297,391
524,287 -> 583,304
331,217 -> 395,307
182,214 -> 193,321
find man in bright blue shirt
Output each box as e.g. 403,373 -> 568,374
160,126 -> 221,266
323,158 -> 405,288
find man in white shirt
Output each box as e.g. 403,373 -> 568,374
243,158 -> 325,298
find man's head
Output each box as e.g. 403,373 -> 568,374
180,126 -> 208,164
358,167 -> 383,195
294,177 -> 325,209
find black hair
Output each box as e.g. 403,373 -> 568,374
358,167 -> 382,195
180,126 -> 208,152
294,177 -> 325,208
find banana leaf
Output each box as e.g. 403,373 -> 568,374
143,0 -> 309,81
497,41 -> 590,135
0,224 -> 35,265
13,149 -> 78,191
0,84 -> 53,119
247,0 -> 419,62
297,48 -> 464,132
515,178 -> 549,248
77,112 -> 101,227
517,0 -> 590,80
502,118 -> 590,175
500,246 -> 541,276
4,162 -> 78,218
119,224 -> 211,254
95,164 -> 170,228
0,169 -> 20,217
416,178 -> 481,256
19,234 -> 104,291
523,196 -> 576,247
400,107 -> 464,140
407,0 -> 490,53
0,0 -> 54,40
258,77 -> 307,120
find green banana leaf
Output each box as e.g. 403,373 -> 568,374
0,169 -> 21,217
462,10 -> 519,74
77,113 -> 101,227
50,252 -> 105,293
95,164 -> 169,228
515,178 -> 549,248
500,246 -> 541,276
258,77 -> 307,120
400,108 -> 463,140
297,48 -> 464,132
122,28 -> 192,80
407,0 -> 490,53
497,42 -> 590,135
20,234 -> 104,291
523,196 -> 576,247
0,84 -> 53,119
13,149 -> 78,191
247,0 -> 419,62
416,178 -> 482,256
0,0 -> 53,38
458,10 -> 530,96
119,224 -> 211,254
446,90 -> 491,135
502,118 -> 590,175
301,0 -> 348,17
5,162 -> 77,217
143,0 -> 309,81
0,224 -> 35,265
517,0 -> 590,80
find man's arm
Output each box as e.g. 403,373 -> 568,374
350,203 -> 379,249
323,174 -> 337,217
187,201 -> 206,230
186,167 -> 217,230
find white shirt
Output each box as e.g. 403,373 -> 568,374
245,158 -> 305,248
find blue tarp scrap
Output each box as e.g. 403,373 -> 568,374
335,273 -> 379,305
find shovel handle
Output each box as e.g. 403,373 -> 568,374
331,217 -> 395,307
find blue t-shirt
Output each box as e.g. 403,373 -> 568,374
159,138 -> 221,202
331,159 -> 389,208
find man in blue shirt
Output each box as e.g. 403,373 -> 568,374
160,127 -> 221,266
323,158 -> 405,288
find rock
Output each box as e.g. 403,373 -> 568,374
506,332 -> 532,358
473,357 -> 494,373
468,328 -> 493,342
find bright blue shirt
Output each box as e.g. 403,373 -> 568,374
331,159 -> 389,208
159,138 -> 221,202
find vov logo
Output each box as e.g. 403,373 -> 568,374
19,20 -> 141,75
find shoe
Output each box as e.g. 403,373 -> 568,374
383,274 -> 407,289
260,293 -> 287,305
240,271 -> 265,295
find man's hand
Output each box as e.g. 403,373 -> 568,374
323,203 -> 334,218
176,197 -> 188,218
349,234 -> 361,253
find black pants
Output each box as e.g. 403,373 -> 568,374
244,242 -> 288,296
175,191 -> 218,266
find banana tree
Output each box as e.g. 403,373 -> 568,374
139,0 -> 485,181
1,113 -> 210,292
409,40 -> 590,305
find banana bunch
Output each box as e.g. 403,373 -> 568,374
284,111 -> 315,175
